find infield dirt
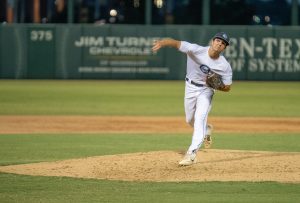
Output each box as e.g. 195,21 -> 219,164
1,116 -> 300,134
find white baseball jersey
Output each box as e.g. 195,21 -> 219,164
179,41 -> 232,86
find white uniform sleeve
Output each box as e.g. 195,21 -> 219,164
179,41 -> 203,54
222,63 -> 233,85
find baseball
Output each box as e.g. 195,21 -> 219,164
110,9 -> 117,17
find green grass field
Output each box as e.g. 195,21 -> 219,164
0,80 -> 299,116
0,80 -> 300,203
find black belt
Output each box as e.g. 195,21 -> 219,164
185,78 -> 204,87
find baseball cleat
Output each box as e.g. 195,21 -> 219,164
204,124 -> 213,149
179,152 -> 197,166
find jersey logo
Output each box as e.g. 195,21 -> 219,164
199,64 -> 210,74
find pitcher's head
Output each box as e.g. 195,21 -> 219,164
212,32 -> 230,46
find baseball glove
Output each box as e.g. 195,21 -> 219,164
206,71 -> 225,90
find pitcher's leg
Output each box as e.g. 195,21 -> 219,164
184,96 -> 197,127
184,87 -> 197,127
187,94 -> 211,153
204,102 -> 213,148
204,104 -> 213,136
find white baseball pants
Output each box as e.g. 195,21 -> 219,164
184,82 -> 214,153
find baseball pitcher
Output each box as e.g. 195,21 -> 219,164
152,32 -> 232,166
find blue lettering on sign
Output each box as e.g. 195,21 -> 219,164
200,64 -> 210,74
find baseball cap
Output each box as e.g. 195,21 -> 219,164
213,32 -> 230,46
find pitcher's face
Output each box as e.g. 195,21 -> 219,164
211,38 -> 227,53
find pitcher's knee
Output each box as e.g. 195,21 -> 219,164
186,117 -> 194,127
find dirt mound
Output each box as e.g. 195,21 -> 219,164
1,116 -> 299,183
1,150 -> 299,183
1,116 -> 300,134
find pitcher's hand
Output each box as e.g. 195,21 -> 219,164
152,40 -> 162,53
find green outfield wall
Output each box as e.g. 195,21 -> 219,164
0,24 -> 299,80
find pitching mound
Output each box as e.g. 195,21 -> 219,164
0,149 -> 299,183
